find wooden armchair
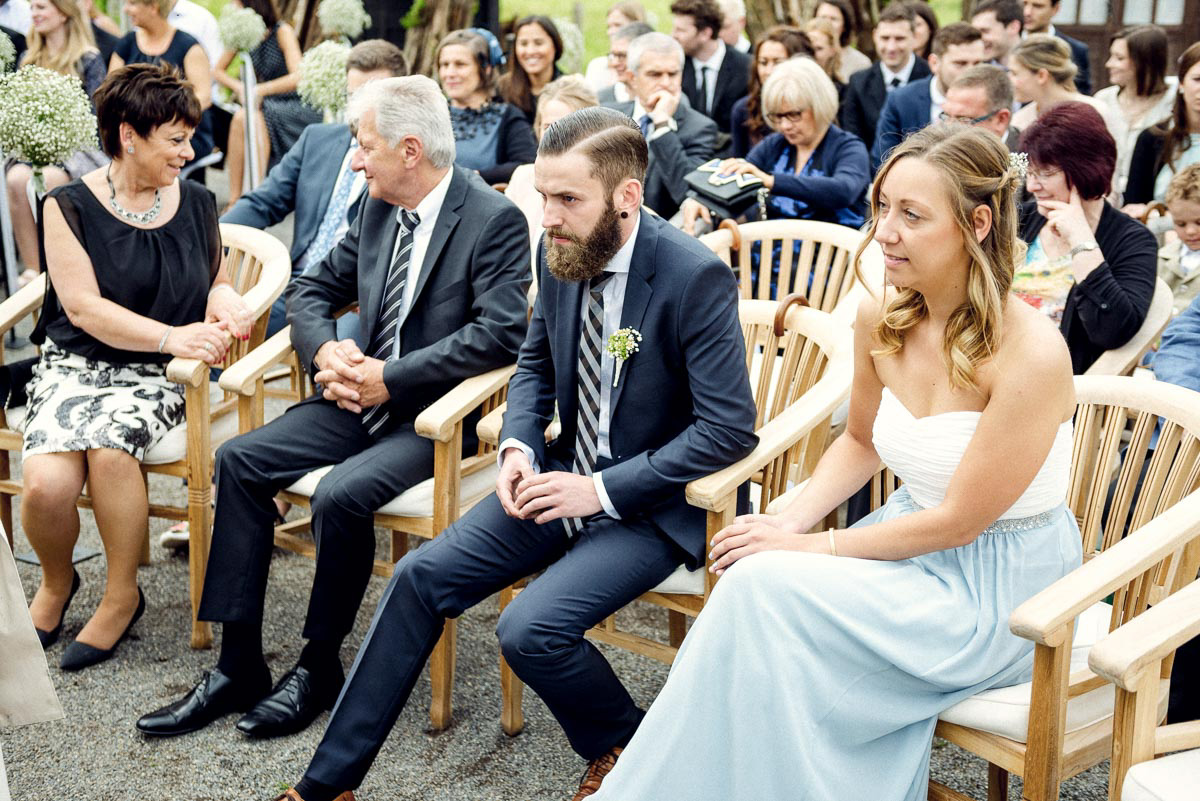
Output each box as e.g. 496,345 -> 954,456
697,218 -> 884,329
0,223 -> 290,649
478,299 -> 855,735
217,325 -> 516,731
1085,278 -> 1175,377
768,375 -> 1200,800
1090,577 -> 1200,801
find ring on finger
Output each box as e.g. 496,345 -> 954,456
204,342 -> 215,353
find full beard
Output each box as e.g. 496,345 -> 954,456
544,203 -> 625,283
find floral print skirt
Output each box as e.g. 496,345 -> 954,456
22,341 -> 185,461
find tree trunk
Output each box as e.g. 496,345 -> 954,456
399,0 -> 474,77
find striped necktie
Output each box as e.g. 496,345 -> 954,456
563,271 -> 613,537
361,209 -> 420,436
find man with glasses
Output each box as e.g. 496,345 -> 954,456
598,21 -> 654,105
871,22 -> 985,172
941,64 -> 1020,152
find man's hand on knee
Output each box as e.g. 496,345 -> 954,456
514,472 -> 602,524
315,339 -> 371,413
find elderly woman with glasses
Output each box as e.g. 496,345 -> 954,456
1016,101 -> 1158,374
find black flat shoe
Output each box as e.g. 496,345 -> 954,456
235,665 -> 344,739
35,569 -> 81,649
136,667 -> 272,737
59,587 -> 145,671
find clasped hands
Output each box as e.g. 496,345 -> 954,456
162,286 -> 253,365
708,513 -> 827,575
497,448 -> 603,524
314,338 -> 390,413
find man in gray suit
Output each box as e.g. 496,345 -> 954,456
597,21 -> 654,105
136,75 -> 531,742
604,32 -> 718,220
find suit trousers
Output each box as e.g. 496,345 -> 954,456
196,397 -> 438,645
304,492 -> 684,790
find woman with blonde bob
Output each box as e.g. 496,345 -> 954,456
590,125 -> 1082,800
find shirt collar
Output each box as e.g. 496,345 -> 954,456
604,214 -> 640,275
399,167 -> 454,230
930,76 -> 946,106
694,40 -> 726,73
880,53 -> 916,86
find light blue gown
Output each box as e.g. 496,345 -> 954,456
592,387 -> 1083,801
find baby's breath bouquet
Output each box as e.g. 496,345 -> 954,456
0,29 -> 15,73
0,65 -> 97,194
219,5 -> 267,54
317,0 -> 371,41
299,40 -> 350,116
553,18 -> 585,75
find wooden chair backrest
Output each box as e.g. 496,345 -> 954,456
216,224 -> 287,369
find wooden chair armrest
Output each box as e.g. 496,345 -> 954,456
685,352 -> 853,511
0,273 -> 46,338
477,402 -> 505,446
1010,490 -> 1200,647
218,223 -> 291,320
166,357 -> 209,388
1089,579 -> 1200,691
414,365 -> 516,443
218,325 -> 297,395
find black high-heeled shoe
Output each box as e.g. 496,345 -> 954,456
60,587 -> 145,672
35,569 -> 81,649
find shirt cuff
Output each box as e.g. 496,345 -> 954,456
497,438 -> 540,473
647,118 -> 678,142
593,471 -> 620,519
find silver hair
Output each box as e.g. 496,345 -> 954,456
627,32 -> 684,75
720,0 -> 745,18
346,75 -> 456,169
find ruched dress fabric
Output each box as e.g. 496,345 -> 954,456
591,387 -> 1083,801
249,23 -> 322,169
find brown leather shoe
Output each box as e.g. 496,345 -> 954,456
571,747 -> 623,800
272,790 -> 356,801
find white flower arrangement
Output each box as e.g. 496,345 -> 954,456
317,0 -> 372,41
0,65 -> 97,192
553,17 -> 585,75
299,40 -> 351,115
218,5 -> 267,54
0,29 -> 15,73
606,328 -> 642,387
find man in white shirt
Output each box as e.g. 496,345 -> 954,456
168,0 -> 220,66
0,0 -> 30,35
972,0 -> 1023,67
670,0 -> 750,138
718,0 -> 750,53
1022,0 -> 1090,94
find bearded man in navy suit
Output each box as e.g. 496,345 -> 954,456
275,106 -> 759,801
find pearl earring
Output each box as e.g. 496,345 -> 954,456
126,145 -> 135,155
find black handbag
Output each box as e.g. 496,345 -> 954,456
683,159 -> 769,222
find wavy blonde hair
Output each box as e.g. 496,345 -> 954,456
22,0 -> 98,78
853,124 -> 1025,391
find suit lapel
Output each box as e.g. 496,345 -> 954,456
364,205 -> 400,344
404,170 -> 466,324
556,275 -> 587,439
609,214 -> 657,415
682,58 -> 700,111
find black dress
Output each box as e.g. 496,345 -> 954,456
115,29 -> 214,162
249,23 -> 322,168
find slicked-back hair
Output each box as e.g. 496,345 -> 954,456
95,63 -> 203,158
931,21 -> 982,58
538,107 -> 648,195
949,64 -> 1013,112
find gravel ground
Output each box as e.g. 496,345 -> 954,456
1,169 -> 1115,801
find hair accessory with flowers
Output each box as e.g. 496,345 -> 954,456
299,40 -> 351,116
0,29 -> 15,73
317,0 -> 372,42
218,5 -> 268,54
1008,152 -> 1028,186
0,65 -> 97,194
606,328 -> 642,388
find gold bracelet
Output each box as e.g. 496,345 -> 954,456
827,528 -> 837,557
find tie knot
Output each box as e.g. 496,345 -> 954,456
889,76 -> 902,89
400,209 -> 420,233
590,271 -> 613,294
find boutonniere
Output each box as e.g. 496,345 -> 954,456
606,328 -> 642,387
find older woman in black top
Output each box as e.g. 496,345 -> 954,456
25,64 -> 250,672
1016,102 -> 1158,373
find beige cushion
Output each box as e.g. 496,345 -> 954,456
5,390 -> 240,466
937,601 -> 1170,744
285,462 -> 499,518
653,564 -> 706,595
1122,749 -> 1200,801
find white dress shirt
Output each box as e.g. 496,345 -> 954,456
929,76 -> 946,125
0,0 -> 30,35
499,215 -> 642,522
295,142 -> 367,276
691,40 -> 727,114
880,53 -> 916,90
168,0 -> 221,66
387,167 -> 454,357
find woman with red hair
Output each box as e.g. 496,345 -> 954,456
1016,101 -> 1158,373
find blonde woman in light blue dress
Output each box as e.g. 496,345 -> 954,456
590,125 -> 1084,801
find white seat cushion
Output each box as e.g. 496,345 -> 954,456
285,462 -> 499,518
6,388 -> 240,466
938,601 -> 1172,743
1123,749 -> 1200,801
652,563 -> 706,595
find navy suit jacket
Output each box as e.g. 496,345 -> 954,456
840,58 -> 932,156
1055,30 -> 1091,96
222,123 -> 362,269
288,166 -> 531,423
871,76 -> 934,172
499,212 -> 758,565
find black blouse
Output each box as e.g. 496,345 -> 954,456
34,179 -> 221,364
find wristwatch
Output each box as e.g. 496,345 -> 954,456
1067,241 -> 1100,259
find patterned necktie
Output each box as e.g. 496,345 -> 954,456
304,144 -> 359,265
361,209 -> 420,436
639,113 -> 653,139
563,271 -> 613,537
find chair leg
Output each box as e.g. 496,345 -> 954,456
988,764 -> 1009,801
668,610 -> 687,648
188,484 -> 214,650
428,619 -> 455,730
498,584 -> 524,736
139,473 -> 151,566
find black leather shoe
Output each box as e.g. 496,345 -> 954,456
35,569 -> 81,649
235,665 -> 344,739
59,586 -> 144,671
136,667 -> 271,737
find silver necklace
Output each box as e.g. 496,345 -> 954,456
106,165 -> 162,224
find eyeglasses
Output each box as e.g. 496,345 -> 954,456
937,108 -> 1001,125
765,108 -> 808,125
1026,166 -> 1063,183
